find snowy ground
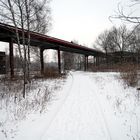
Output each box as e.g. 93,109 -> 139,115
0,71 -> 140,140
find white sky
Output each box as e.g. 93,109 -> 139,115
49,0 -> 130,47
0,0 -> 134,53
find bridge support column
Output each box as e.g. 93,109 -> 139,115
57,48 -> 61,74
97,57 -> 100,66
9,38 -> 14,78
93,56 -> 96,65
86,56 -> 88,70
94,56 -> 96,66
40,48 -> 44,75
84,55 -> 88,71
95,56 -> 99,66
84,56 -> 86,71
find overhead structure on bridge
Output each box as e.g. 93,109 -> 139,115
0,23 -> 105,77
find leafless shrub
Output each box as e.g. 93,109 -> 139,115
39,87 -> 52,113
119,63 -> 138,87
0,73 -> 66,121
43,67 -> 62,79
91,62 -> 139,87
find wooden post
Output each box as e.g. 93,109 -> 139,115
57,48 -> 61,74
9,38 -> 14,78
40,48 -> 44,75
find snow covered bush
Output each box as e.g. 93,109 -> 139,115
0,76 -> 65,138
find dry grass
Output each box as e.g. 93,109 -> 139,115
43,67 -> 66,79
119,63 -> 138,87
0,73 -> 66,121
90,62 -> 139,87
0,69 -> 66,138
43,67 -> 60,78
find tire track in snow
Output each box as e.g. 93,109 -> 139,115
80,75 -> 108,139
41,72 -> 112,140
88,77 -> 112,140
40,72 -> 74,140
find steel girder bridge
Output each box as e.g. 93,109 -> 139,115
0,23 -> 105,78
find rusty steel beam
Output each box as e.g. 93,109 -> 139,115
9,38 -> 14,78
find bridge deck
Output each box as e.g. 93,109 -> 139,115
0,23 -> 104,57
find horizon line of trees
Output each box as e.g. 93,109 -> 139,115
94,24 -> 140,65
94,0 -> 140,64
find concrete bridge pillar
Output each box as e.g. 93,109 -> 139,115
57,47 -> 61,74
40,47 -> 44,75
96,56 -> 99,66
86,55 -> 88,70
9,38 -> 14,78
84,55 -> 88,71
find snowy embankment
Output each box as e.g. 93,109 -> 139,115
0,71 -> 140,140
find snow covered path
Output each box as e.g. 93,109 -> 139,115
42,72 -> 113,140
1,71 -> 140,140
40,71 -> 140,140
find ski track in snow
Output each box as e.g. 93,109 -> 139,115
39,72 -> 75,140
1,71 -> 140,140
40,71 -> 136,140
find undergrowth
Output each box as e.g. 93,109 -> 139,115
0,73 -> 66,138
119,63 -> 139,87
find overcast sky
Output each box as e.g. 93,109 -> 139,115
0,0 -> 133,52
49,0 -> 130,47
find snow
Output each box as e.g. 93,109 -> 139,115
0,71 -> 140,140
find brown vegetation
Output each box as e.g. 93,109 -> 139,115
119,63 -> 139,87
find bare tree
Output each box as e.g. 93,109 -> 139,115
0,0 -> 51,98
107,26 -> 136,58
29,0 -> 52,73
110,0 -> 140,47
95,25 -> 137,64
133,27 -> 140,52
111,0 -> 140,24
29,0 -> 51,33
95,30 -> 111,64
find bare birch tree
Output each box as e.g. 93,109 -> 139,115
0,0 -> 52,98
